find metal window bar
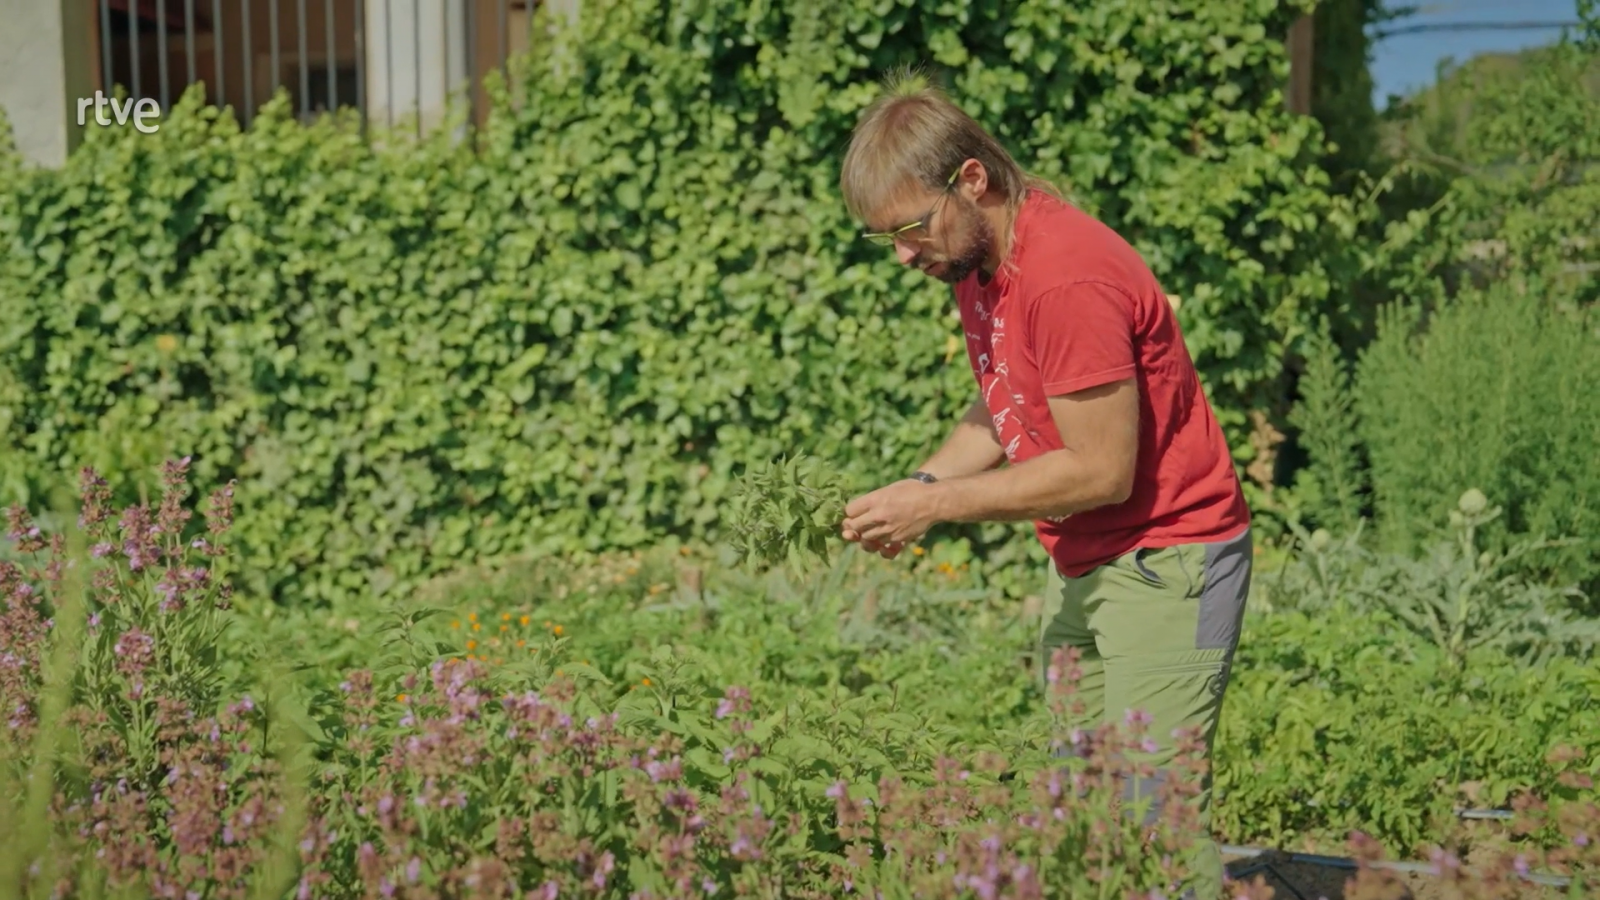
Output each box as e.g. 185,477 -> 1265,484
157,0 -> 169,109
383,0 -> 393,130
242,0 -> 253,120
185,0 -> 196,90
442,0 -> 449,126
130,0 -> 141,101
356,0 -> 367,137
88,0 -> 534,141
213,0 -> 224,106
298,0 -> 310,118
465,0 -> 476,132
411,0 -> 420,130
99,0 -> 113,101
326,0 -> 338,110
270,0 -> 281,105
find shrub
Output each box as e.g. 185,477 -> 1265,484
0,0 -> 1376,607
1351,283 -> 1599,600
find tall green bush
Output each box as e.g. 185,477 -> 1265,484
0,0 -> 1373,607
1351,282 -> 1598,600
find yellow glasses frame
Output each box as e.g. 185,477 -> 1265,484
860,167 -> 962,247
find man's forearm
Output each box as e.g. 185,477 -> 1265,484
929,448 -> 1131,524
915,398 -> 1007,480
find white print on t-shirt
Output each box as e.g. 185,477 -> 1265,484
992,407 -> 1012,432
1004,434 -> 1022,461
976,353 -> 990,374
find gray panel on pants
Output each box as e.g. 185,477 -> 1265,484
1196,527 -> 1252,652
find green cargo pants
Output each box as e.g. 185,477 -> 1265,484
1038,526 -> 1252,900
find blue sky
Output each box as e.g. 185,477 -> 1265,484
1367,0 -> 1584,106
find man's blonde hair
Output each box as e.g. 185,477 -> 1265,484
839,67 -> 1061,225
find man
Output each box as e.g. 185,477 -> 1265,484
835,73 -> 1253,900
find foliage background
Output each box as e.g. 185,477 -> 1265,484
0,0 -> 1378,608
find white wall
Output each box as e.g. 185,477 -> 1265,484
0,0 -> 93,167
362,0 -> 469,135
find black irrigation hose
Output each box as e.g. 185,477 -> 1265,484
1223,808 -> 1574,890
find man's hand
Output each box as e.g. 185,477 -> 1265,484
855,537 -> 906,560
840,479 -> 941,548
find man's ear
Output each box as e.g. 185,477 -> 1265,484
957,158 -> 988,200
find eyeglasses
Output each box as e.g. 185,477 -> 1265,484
860,166 -> 962,247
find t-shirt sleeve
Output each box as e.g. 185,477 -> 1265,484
1027,281 -> 1138,396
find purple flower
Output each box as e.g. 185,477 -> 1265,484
406,857 -> 421,884
113,628 -> 156,678
91,542 -> 113,558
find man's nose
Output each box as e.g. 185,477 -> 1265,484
895,240 -> 918,266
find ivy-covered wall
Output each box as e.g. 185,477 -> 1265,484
1,0 -> 1373,607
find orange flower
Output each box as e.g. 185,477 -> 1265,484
553,625 -> 564,636
466,640 -> 478,650
501,612 -> 511,622
468,612 -> 478,622
641,677 -> 652,686
396,693 -> 408,703
519,615 -> 530,626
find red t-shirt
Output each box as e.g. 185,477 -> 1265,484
953,190 -> 1249,577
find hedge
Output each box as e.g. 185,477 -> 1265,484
0,0 -> 1374,607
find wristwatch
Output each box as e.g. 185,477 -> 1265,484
910,471 -> 938,484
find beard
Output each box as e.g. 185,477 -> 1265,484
922,201 -> 994,284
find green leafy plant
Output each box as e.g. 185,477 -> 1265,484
725,453 -> 853,574
1261,489 -> 1596,672
1285,315 -> 1369,534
